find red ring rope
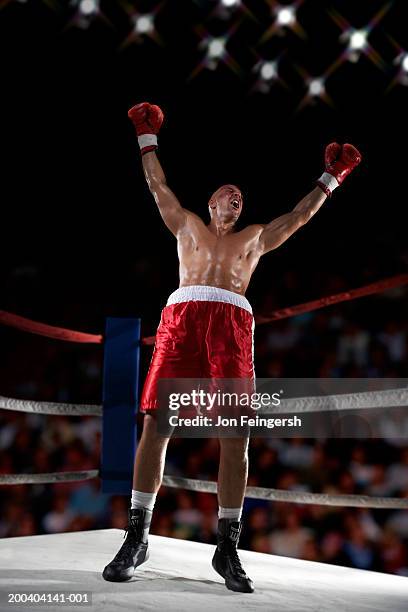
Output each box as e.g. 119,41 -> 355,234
255,273 -> 408,325
0,311 -> 103,344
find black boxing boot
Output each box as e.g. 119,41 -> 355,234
212,518 -> 254,593
102,508 -> 152,582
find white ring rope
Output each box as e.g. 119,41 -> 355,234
274,387 -> 408,414
0,395 -> 102,416
0,470 -> 99,485
162,475 -> 408,509
0,471 -> 406,509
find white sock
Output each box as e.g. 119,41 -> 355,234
218,506 -> 242,521
131,489 -> 157,511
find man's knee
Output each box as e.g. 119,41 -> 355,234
141,414 -> 169,446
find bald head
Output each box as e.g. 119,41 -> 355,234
208,184 -> 243,224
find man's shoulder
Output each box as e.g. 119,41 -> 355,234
236,223 -> 265,237
184,209 -> 206,224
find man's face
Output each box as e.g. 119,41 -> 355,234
208,184 -> 243,223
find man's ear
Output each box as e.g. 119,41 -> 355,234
209,198 -> 216,210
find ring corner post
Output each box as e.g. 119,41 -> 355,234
101,317 -> 141,495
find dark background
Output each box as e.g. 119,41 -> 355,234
1,0 -> 407,577
1,0 -> 407,330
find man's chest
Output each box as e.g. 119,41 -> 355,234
179,233 -> 251,262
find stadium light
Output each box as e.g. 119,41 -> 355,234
79,0 -> 98,16
308,78 -> 325,97
349,29 -> 368,52
260,61 -> 277,80
208,37 -> 226,59
276,5 -> 296,27
221,0 -> 240,7
134,14 -> 154,35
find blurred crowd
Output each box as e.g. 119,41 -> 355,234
0,270 -> 407,576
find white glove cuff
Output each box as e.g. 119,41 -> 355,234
317,172 -> 339,194
138,134 -> 158,150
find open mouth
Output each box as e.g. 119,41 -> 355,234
231,198 -> 240,210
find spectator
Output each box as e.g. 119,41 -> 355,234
337,323 -> 370,367
378,322 -> 406,363
43,493 -> 74,533
343,523 -> 378,570
269,510 -> 314,558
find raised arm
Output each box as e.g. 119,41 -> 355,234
142,151 -> 186,236
259,142 -> 362,255
128,102 -> 187,237
259,187 -> 326,254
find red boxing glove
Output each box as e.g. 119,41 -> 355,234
317,142 -> 362,196
128,102 -> 164,155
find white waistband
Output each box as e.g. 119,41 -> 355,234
166,285 -> 252,314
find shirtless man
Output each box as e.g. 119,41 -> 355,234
102,102 -> 362,592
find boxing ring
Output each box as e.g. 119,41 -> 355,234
1,274 -> 408,610
1,530 -> 408,611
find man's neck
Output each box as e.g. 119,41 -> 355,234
208,219 -> 236,236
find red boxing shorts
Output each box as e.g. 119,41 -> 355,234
140,285 -> 255,412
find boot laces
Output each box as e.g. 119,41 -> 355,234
113,527 -> 136,563
229,547 -> 245,575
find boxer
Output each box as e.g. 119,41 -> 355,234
103,102 -> 361,592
